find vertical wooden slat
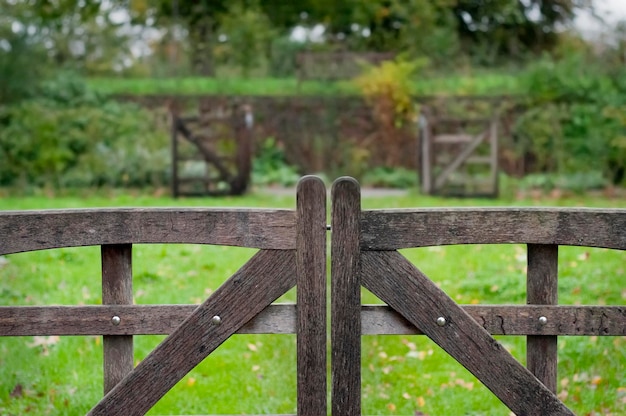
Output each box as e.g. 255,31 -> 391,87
489,118 -> 499,197
102,244 -> 134,394
171,117 -> 179,198
527,244 -> 558,393
420,115 -> 432,194
331,177 -> 361,415
296,176 -> 327,415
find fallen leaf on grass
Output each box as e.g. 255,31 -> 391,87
27,336 -> 60,355
10,384 -> 23,398
28,336 -> 60,348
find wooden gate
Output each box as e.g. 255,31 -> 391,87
0,176 -> 326,415
1,176 -> 625,415
331,177 -> 625,415
171,101 -> 253,197
419,112 -> 499,197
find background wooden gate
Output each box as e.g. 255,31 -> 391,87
419,107 -> 499,197
170,100 -> 253,197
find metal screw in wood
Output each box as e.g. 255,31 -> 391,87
211,315 -> 222,325
538,316 -> 548,325
436,316 -> 447,326
111,316 -> 121,326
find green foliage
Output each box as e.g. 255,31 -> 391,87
518,172 -> 608,193
217,1 -> 276,77
251,138 -> 300,187
0,32 -> 47,104
86,73 -> 523,96
521,54 -> 614,104
268,36 -> 305,78
361,167 -> 417,189
514,54 -> 626,186
354,57 -> 428,127
0,74 -> 169,188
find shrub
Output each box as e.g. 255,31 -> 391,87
251,137 -> 300,187
0,32 -> 47,104
0,74 -> 169,188
362,167 -> 417,189
514,54 -> 626,186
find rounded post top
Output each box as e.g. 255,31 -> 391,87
296,175 -> 326,193
331,176 -> 360,197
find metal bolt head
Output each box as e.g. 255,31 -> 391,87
538,316 -> 548,325
211,315 -> 222,325
111,315 -> 121,326
436,316 -> 447,326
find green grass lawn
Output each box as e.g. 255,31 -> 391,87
0,185 -> 624,415
86,72 -> 523,97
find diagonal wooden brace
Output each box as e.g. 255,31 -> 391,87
361,250 -> 574,416
88,249 -> 296,416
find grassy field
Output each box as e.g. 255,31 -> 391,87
86,72 -> 522,97
0,185 -> 624,415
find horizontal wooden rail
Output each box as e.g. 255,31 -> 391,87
0,208 -> 296,255
361,305 -> 626,336
3,304 -> 623,337
0,304 -> 296,336
361,208 -> 626,250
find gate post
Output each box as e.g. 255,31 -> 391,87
331,177 -> 362,415
527,244 -> 559,393
101,244 -> 134,394
296,176 -> 328,415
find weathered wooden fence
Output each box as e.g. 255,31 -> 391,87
330,177 -> 625,415
0,176 -> 327,415
1,176 -> 625,415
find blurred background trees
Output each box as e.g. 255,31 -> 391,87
0,0 -> 604,79
0,0 -> 624,190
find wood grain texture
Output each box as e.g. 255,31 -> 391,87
88,249 -> 297,416
527,244 -> 558,393
0,304 -> 297,336
361,208 -> 626,250
361,250 -> 573,415
0,208 -> 296,255
360,305 -> 626,336
330,177 -> 362,416
296,176 -> 327,415
101,244 -> 134,394
4,304 -> 623,337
